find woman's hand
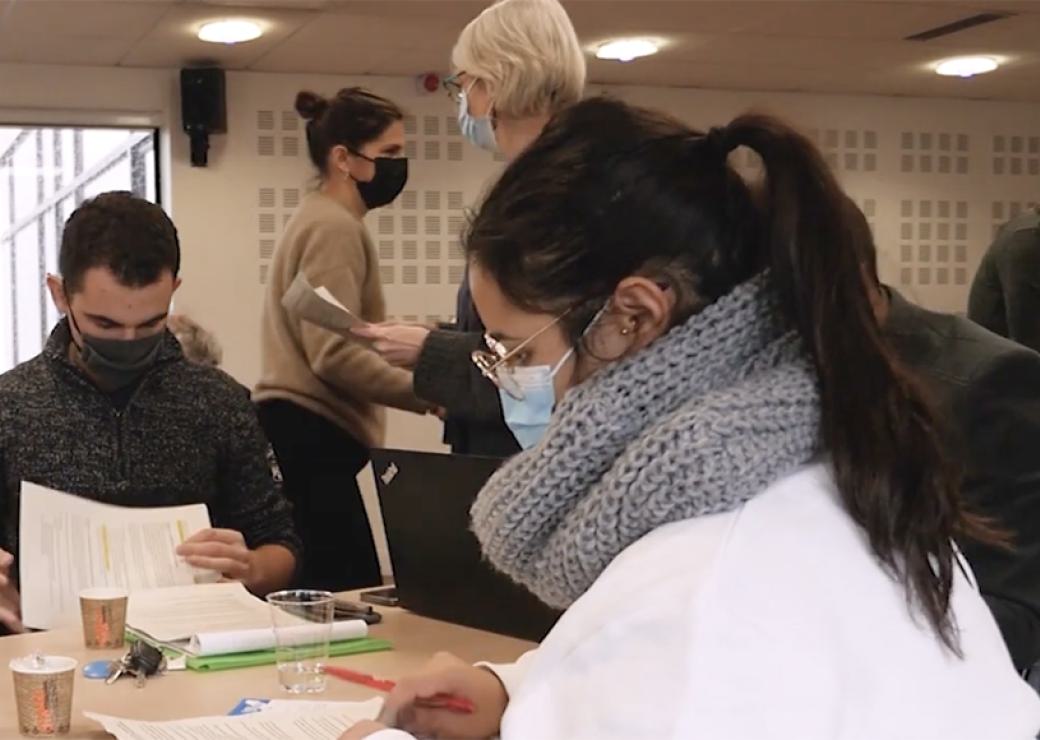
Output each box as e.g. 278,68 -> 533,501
377,652 -> 509,739
353,324 -> 431,369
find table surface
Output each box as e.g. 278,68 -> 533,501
0,593 -> 535,738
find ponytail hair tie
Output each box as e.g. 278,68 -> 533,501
704,125 -> 733,159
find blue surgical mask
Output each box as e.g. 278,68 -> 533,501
458,88 -> 497,153
499,349 -> 574,450
486,300 -> 611,451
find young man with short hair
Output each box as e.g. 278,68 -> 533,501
0,192 -> 299,633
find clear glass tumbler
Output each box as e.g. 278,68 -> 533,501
266,589 -> 335,694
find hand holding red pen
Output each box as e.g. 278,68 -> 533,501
370,652 -> 509,739
324,666 -> 474,714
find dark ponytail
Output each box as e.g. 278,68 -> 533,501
465,97 -> 999,651
295,87 -> 404,175
718,115 -> 998,651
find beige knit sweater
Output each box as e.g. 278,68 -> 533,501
255,191 -> 427,449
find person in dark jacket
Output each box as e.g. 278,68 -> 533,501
355,0 -> 585,457
849,199 -> 1040,676
0,192 -> 300,634
968,206 -> 1040,353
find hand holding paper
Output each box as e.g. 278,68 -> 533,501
19,482 -> 212,629
177,528 -> 251,575
352,323 -> 432,369
282,272 -> 370,335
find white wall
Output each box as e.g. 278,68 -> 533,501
3,61 -> 1039,573
6,63 -> 1038,384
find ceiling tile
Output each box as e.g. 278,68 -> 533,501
249,13 -> 456,73
0,31 -> 136,65
0,0 -> 1035,102
0,0 -> 172,39
324,1 -> 484,21
737,1 -> 985,40
566,1 -> 783,38
921,9 -> 1040,48
120,2 -> 315,68
199,0 -> 330,6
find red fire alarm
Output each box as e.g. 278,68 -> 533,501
415,72 -> 441,95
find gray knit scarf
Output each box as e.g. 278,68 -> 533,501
471,274 -> 823,609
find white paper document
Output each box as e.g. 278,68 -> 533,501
127,582 -> 275,644
127,582 -> 367,656
191,619 -> 368,657
282,272 -> 368,334
241,699 -> 383,715
86,698 -> 383,740
19,482 -> 211,629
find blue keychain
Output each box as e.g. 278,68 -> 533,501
83,659 -> 115,680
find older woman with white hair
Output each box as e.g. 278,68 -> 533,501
355,0 -> 585,458
446,0 -> 585,159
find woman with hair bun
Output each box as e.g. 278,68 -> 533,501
256,88 -> 430,592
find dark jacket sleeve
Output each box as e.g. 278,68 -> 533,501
995,227 -> 1040,354
967,251 -> 1005,338
954,349 -> 1040,672
213,388 -> 302,562
413,329 -> 506,423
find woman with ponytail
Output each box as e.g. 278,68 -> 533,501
256,88 -> 430,593
342,98 -> 1040,740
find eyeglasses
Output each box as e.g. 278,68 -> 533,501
443,73 -> 465,104
471,311 -> 571,401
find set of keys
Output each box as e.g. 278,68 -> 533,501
103,641 -> 167,688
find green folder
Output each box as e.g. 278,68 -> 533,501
184,637 -> 393,672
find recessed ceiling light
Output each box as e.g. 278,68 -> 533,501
198,19 -> 263,45
934,55 -> 999,78
596,39 -> 659,63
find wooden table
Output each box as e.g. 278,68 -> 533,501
0,596 -> 535,738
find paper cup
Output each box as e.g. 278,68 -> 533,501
79,587 -> 128,649
10,654 -> 77,736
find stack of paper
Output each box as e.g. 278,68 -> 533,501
87,698 -> 384,740
19,483 -> 214,629
126,582 -> 368,657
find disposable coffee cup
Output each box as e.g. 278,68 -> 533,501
79,587 -> 128,649
9,653 -> 77,736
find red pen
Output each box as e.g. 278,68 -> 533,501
323,665 -> 475,714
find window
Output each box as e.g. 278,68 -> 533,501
0,126 -> 160,372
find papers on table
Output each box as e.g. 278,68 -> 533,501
282,271 -> 369,335
127,582 -> 367,657
19,482 -> 212,629
230,698 -> 383,716
86,698 -> 383,740
127,582 -> 274,644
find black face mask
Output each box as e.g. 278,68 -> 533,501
67,308 -> 165,392
350,152 -> 408,210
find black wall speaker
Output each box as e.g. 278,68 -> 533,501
180,67 -> 226,167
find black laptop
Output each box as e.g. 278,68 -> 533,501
369,449 -> 561,642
